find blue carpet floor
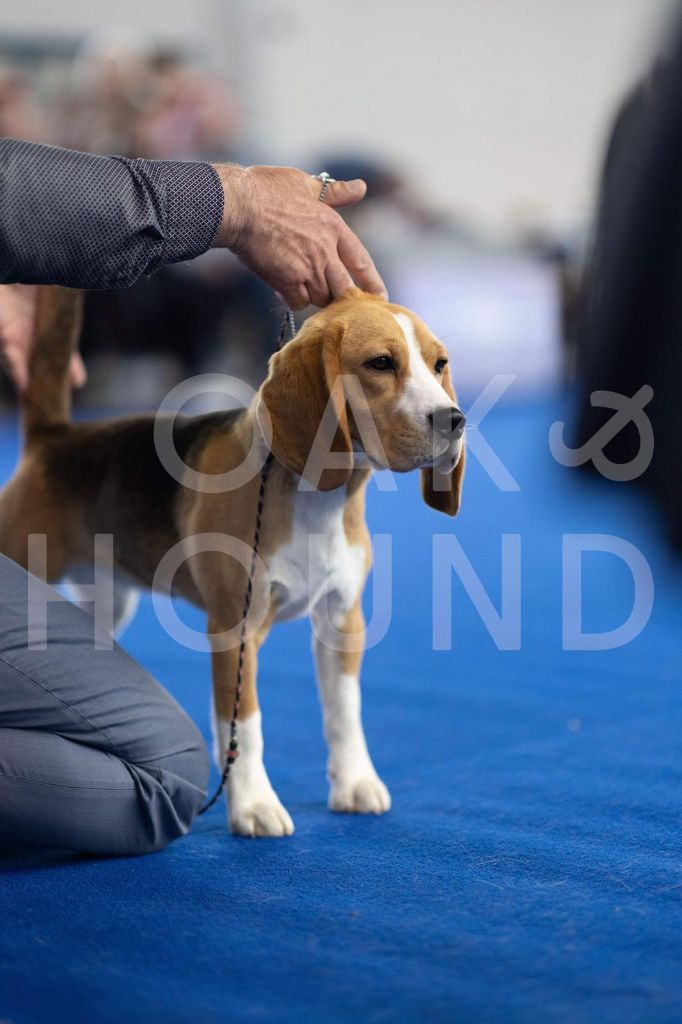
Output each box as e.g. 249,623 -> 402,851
1,394 -> 681,1024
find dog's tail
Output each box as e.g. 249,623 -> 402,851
22,286 -> 84,446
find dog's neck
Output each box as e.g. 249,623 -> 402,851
244,402 -> 371,512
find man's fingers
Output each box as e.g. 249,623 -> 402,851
69,352 -> 87,389
306,277 -> 333,309
322,178 -> 367,209
281,283 -> 313,311
325,261 -> 355,301
337,224 -> 388,299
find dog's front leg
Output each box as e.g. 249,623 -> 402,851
311,601 -> 391,815
210,625 -> 294,838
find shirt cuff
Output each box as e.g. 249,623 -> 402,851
115,157 -> 225,273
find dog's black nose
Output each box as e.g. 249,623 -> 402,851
429,406 -> 466,440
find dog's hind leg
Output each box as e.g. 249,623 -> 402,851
110,586 -> 141,637
65,566 -> 140,639
0,471 -> 71,584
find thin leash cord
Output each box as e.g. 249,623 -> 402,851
198,172 -> 333,816
198,451 -> 273,815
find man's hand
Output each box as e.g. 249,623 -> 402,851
0,284 -> 86,394
212,165 -> 388,310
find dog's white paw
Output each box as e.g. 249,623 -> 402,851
329,774 -> 391,815
230,795 -> 294,838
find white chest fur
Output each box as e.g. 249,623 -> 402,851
267,487 -> 366,623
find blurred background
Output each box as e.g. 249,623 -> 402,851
0,0 -> 679,535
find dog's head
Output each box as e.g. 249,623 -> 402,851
258,290 -> 465,515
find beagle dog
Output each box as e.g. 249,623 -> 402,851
0,286 -> 465,837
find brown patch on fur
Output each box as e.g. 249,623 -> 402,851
343,469 -> 372,573
209,596 -> 280,723
210,638 -> 259,722
183,416 -> 295,724
259,317 -> 353,491
0,455 -> 73,580
183,414 -> 294,603
1,411 -> 244,601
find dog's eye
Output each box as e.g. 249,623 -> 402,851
366,355 -> 395,372
435,358 -> 448,374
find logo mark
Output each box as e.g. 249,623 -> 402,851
549,385 -> 654,481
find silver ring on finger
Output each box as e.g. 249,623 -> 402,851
313,171 -> 336,203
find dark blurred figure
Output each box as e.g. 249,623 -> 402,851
518,224 -> 583,380
574,14 -> 682,549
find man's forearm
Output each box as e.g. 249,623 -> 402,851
0,139 -> 224,290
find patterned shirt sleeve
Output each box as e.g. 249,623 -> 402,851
0,138 -> 225,289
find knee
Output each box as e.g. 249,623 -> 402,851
129,715 -> 210,856
172,712 -> 211,800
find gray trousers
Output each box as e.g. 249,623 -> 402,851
0,554 -> 209,856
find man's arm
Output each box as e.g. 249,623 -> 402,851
0,139 -> 224,290
0,139 -> 386,307
0,140 -> 387,390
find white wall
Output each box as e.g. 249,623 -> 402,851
3,0 -> 674,234
222,0 -> 672,234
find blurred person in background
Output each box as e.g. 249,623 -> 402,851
132,50 -> 239,161
0,68 -> 48,143
48,28 -> 277,402
58,26 -> 152,157
574,16 -> 682,550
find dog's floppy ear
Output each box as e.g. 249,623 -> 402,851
258,317 -> 353,490
420,363 -> 465,516
421,448 -> 465,516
